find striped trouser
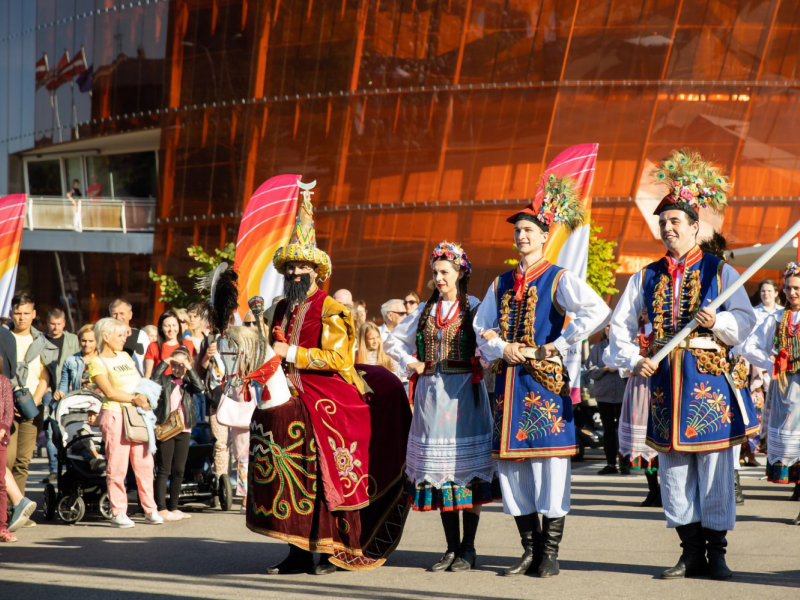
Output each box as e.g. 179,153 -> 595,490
496,457 -> 571,519
658,447 -> 735,531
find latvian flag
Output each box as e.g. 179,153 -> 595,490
45,48 -> 87,92
35,54 -> 49,90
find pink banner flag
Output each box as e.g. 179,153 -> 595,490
0,195 -> 27,317
234,175 -> 300,319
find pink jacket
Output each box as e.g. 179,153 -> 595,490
0,376 -> 13,446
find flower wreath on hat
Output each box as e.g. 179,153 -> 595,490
784,262 -> 800,280
430,241 -> 472,274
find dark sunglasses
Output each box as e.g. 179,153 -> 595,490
388,310 -> 407,317
403,299 -> 418,306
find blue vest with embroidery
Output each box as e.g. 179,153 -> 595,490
642,249 -> 758,452
492,262 -> 577,459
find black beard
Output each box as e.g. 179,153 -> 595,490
284,273 -> 313,308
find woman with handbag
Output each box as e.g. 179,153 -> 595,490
151,347 -> 203,521
89,318 -> 163,528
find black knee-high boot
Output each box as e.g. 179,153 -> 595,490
450,511 -> 479,572
660,522 -> 708,579
431,511 -> 460,571
641,471 -> 662,507
504,513 -> 542,576
704,528 -> 733,580
734,471 -> 745,505
536,516 -> 565,578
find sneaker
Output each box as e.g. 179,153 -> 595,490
144,512 -> 164,525
159,510 -> 181,522
110,513 -> 135,528
8,498 -> 36,533
90,457 -> 108,472
40,473 -> 57,484
171,510 -> 191,520
22,520 -> 36,528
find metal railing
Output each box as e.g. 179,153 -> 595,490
25,196 -> 156,233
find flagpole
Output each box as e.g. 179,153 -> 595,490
651,217 -> 800,365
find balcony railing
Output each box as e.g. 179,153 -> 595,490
25,196 -> 156,233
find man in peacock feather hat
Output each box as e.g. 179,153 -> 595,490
474,172 -> 611,578
244,179 -> 412,575
608,150 -> 758,580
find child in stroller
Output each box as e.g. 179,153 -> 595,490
43,391 -> 111,524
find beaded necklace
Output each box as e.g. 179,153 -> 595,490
436,298 -> 461,328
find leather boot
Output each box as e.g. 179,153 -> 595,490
704,528 -> 733,580
734,471 -> 744,506
431,511 -> 460,571
450,511 -> 479,572
267,544 -> 314,575
660,522 -> 708,579
792,506 -> 800,526
641,471 -> 662,507
535,516 -> 565,578
314,554 -> 337,575
504,513 -> 542,576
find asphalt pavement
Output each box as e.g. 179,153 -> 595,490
1,454 -> 798,600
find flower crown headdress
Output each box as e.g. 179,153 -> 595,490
536,172 -> 586,232
784,262 -> 800,279
652,149 -> 731,215
430,241 -> 472,274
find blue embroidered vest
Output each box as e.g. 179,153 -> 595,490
491,259 -> 577,459
641,247 -> 758,452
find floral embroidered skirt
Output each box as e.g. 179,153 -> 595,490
766,461 -> 800,485
619,454 -> 659,473
407,477 -> 502,512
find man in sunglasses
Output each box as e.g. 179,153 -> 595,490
378,299 -> 407,343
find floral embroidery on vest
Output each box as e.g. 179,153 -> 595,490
650,387 -> 670,440
684,382 -> 732,439
514,391 -> 565,442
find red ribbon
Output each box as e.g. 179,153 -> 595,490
513,267 -> 526,302
774,348 -> 789,379
666,256 -> 684,280
471,356 -> 484,384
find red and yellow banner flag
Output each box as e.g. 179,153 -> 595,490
0,195 -> 27,317
234,175 -> 300,319
542,143 -> 599,404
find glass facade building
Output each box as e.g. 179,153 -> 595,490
2,0 -> 799,322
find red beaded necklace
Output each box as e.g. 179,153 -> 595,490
436,297 -> 461,328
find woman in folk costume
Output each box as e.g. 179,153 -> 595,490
608,150 -> 758,581
244,180 -> 412,575
474,174 -> 610,578
385,242 -> 499,572
743,263 -> 800,524
605,312 -> 661,507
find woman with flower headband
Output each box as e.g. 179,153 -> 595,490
385,241 -> 498,573
474,173 -> 610,578
608,150 -> 758,581
744,262 -> 800,525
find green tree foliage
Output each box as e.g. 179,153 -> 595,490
504,222 -> 620,297
586,223 -> 620,297
148,243 -> 236,308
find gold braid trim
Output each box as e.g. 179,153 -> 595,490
652,273 -> 670,341
521,286 -> 538,347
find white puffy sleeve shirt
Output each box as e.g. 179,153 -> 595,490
608,262 -> 757,373
742,307 -> 788,372
384,296 -> 481,375
473,269 -> 611,363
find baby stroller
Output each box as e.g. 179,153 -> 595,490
174,421 -> 232,511
43,391 -> 110,524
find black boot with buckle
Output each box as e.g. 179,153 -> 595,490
504,513 -> 542,576
267,544 -> 315,575
431,511 -> 460,571
536,516 -> 565,578
660,522 -> 708,579
450,511 -> 480,572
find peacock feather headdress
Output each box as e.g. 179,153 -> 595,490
536,172 -> 586,232
652,149 -> 731,215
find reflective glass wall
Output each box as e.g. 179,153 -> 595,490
156,0 -> 800,314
